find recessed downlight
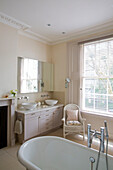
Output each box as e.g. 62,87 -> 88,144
62,32 -> 66,34
47,24 -> 51,26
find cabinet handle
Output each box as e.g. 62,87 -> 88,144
31,113 -> 35,116
46,114 -> 49,116
39,116 -> 40,118
46,110 -> 49,112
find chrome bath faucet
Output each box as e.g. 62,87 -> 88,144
87,124 -> 105,152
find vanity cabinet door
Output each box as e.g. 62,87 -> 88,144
25,116 -> 39,140
45,112 -> 54,131
53,107 -> 63,128
39,110 -> 54,133
38,115 -> 47,134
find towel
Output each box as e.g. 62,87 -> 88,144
14,120 -> 23,134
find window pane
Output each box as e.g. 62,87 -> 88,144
95,79 -> 107,94
108,78 -> 113,94
95,42 -> 108,76
84,79 -> 94,93
84,44 -> 95,60
84,44 -> 96,76
21,80 -> 38,93
23,59 -> 37,79
99,59 -> 108,76
109,41 -> 113,60
99,42 -> 108,60
108,96 -> 113,112
84,60 -> 96,76
95,95 -> 107,111
109,62 -> 113,76
85,94 -> 94,109
26,80 -> 38,92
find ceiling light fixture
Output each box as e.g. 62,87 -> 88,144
47,24 -> 51,26
62,32 -> 66,34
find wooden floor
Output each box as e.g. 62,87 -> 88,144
46,128 -> 113,156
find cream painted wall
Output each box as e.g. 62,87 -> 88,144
51,43 -> 67,92
0,23 -> 52,99
0,23 -> 17,97
17,34 -> 52,62
17,34 -> 52,103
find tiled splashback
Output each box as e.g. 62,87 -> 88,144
17,92 -> 53,105
17,91 -> 65,106
52,91 -> 65,105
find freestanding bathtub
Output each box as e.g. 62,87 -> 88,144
18,136 -> 113,170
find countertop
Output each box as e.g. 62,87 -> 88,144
16,104 -> 64,114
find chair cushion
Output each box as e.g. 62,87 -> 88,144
67,109 -> 78,121
67,120 -> 81,126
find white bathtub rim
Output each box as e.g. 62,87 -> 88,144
18,136 -> 113,170
18,142 -> 41,170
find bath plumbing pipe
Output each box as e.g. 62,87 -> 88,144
88,121 -> 109,170
104,120 -> 109,170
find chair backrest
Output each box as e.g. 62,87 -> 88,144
64,104 -> 83,123
64,104 -> 80,111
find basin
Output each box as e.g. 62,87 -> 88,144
21,103 -> 37,110
45,99 -> 58,106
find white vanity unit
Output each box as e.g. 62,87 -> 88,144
15,104 -> 63,143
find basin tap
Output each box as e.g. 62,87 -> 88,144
24,96 -> 29,100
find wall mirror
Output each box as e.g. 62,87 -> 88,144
17,57 -> 53,93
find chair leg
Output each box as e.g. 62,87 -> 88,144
63,128 -> 65,138
83,129 -> 85,141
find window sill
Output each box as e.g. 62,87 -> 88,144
81,110 -> 113,118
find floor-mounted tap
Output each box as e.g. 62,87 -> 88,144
88,121 -> 109,170
87,124 -> 104,152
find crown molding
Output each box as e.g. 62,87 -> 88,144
0,12 -> 31,30
25,29 -> 52,44
18,18 -> 113,45
0,12 -> 52,44
0,12 -> 113,45
18,30 -> 51,45
51,18 -> 113,45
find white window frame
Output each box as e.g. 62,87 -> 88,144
80,38 -> 113,115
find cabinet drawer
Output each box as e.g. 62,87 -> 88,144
25,112 -> 40,119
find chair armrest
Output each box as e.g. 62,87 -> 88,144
82,118 -> 86,122
79,118 -> 86,124
62,118 -> 65,122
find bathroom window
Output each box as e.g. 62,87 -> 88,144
82,38 -> 113,114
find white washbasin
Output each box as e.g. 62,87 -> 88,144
45,99 -> 58,106
21,102 -> 37,110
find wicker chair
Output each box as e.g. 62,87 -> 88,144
62,104 -> 86,140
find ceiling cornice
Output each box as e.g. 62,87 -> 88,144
0,12 -> 31,30
51,18 -> 113,45
0,12 -> 113,45
18,30 -> 51,45
0,12 -> 52,44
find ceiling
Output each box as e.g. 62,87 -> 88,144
0,0 -> 113,44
